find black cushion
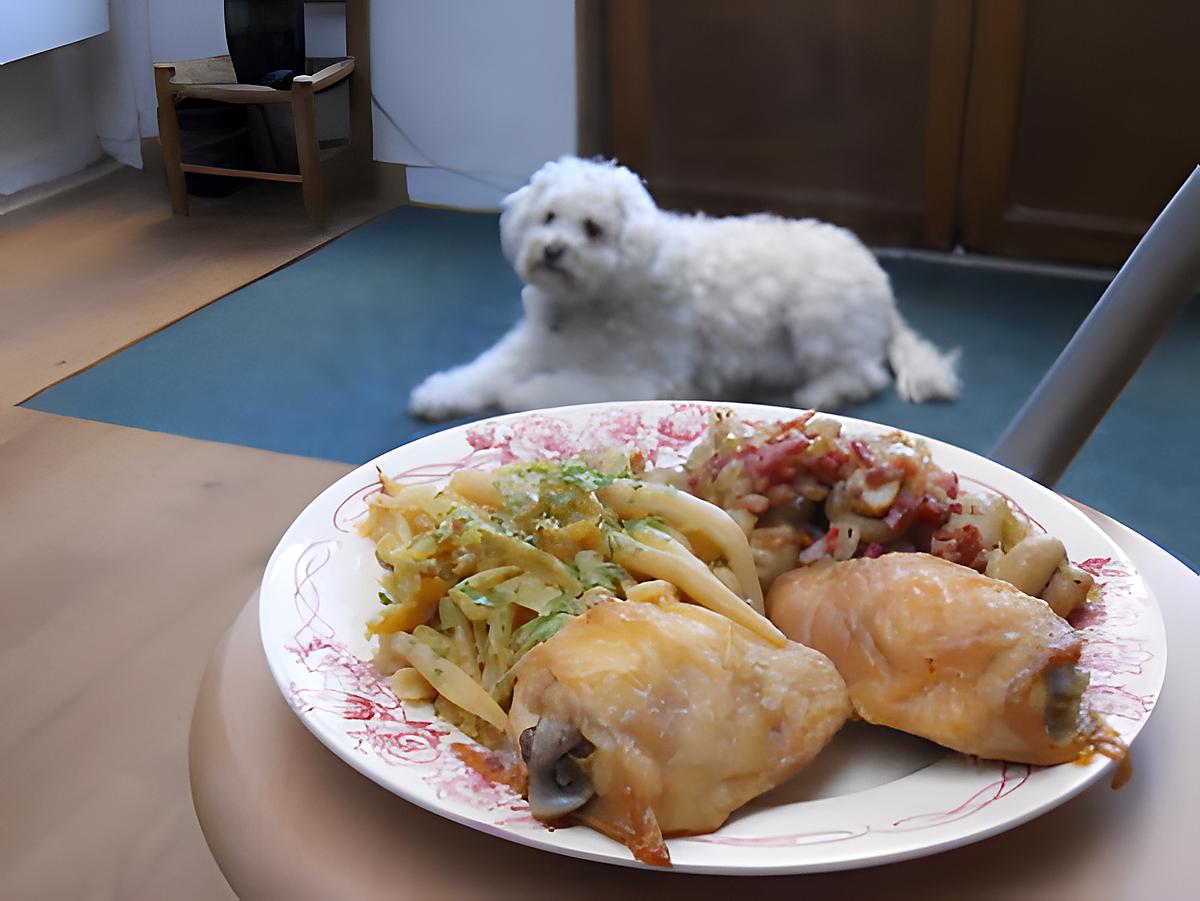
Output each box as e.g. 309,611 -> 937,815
224,0 -> 305,86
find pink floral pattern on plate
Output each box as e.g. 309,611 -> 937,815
263,403 -> 1165,871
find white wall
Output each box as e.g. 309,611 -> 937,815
2,0 -> 576,204
0,45 -> 103,195
370,0 -> 576,209
0,0 -> 109,65
0,12 -> 140,197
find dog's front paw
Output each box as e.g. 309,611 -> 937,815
409,372 -> 471,420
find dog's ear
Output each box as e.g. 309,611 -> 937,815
611,168 -> 661,272
499,184 -> 533,264
609,164 -> 656,221
501,183 -> 530,215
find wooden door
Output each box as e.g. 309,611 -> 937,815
589,0 -> 972,249
959,0 -> 1200,266
589,0 -> 1200,266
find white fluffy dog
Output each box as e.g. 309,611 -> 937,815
410,157 -> 959,419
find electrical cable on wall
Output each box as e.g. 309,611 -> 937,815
370,91 -> 520,196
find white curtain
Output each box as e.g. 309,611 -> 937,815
0,1 -> 144,197
0,0 -> 236,199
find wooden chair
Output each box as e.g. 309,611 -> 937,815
153,0 -> 368,225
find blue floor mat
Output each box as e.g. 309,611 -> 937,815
27,207 -> 524,460
24,205 -> 1198,568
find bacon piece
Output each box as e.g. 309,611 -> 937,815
850,440 -> 875,466
931,523 -> 985,569
742,434 -> 812,484
807,450 -> 850,484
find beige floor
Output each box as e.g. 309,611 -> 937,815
0,160 -> 400,898
0,157 -> 402,407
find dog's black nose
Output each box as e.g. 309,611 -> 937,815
543,243 -> 566,264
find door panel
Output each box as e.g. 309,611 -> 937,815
592,0 -> 1200,265
959,0 -> 1200,265
601,0 -> 971,248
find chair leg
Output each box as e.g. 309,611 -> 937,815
153,65 -> 189,216
291,80 -> 325,226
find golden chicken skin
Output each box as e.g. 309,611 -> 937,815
508,598 -> 851,865
767,554 -> 1120,767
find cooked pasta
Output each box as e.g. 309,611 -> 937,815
359,457 -> 778,740
594,479 -> 765,613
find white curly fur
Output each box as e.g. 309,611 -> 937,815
410,156 -> 960,419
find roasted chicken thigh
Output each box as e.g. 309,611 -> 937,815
767,554 -> 1113,766
508,598 -> 851,864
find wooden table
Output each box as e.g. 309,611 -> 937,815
0,409 -> 353,899
0,153 -> 401,899
189,506 -> 1197,899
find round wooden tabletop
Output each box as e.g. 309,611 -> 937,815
190,507 -> 1196,899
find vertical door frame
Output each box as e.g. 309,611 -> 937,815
604,0 -> 654,171
922,0 -> 976,248
583,0 -> 977,249
958,0 -> 1028,251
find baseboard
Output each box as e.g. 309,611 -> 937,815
0,158 -> 126,216
872,245 -> 1117,283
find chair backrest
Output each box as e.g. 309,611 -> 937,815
991,166 -> 1200,487
224,0 -> 306,86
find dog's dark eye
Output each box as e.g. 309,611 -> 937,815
584,219 -> 604,240
544,211 -> 556,225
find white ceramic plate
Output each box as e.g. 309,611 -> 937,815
259,401 -> 1166,874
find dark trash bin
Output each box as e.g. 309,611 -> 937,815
177,99 -> 253,197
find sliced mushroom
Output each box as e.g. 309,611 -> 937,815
1041,664 -> 1091,745
988,533 -> 1066,597
520,719 -> 596,820
845,469 -> 901,517
1042,564 -> 1095,619
824,484 -> 902,544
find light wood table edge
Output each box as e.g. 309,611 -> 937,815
188,507 -> 1196,898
